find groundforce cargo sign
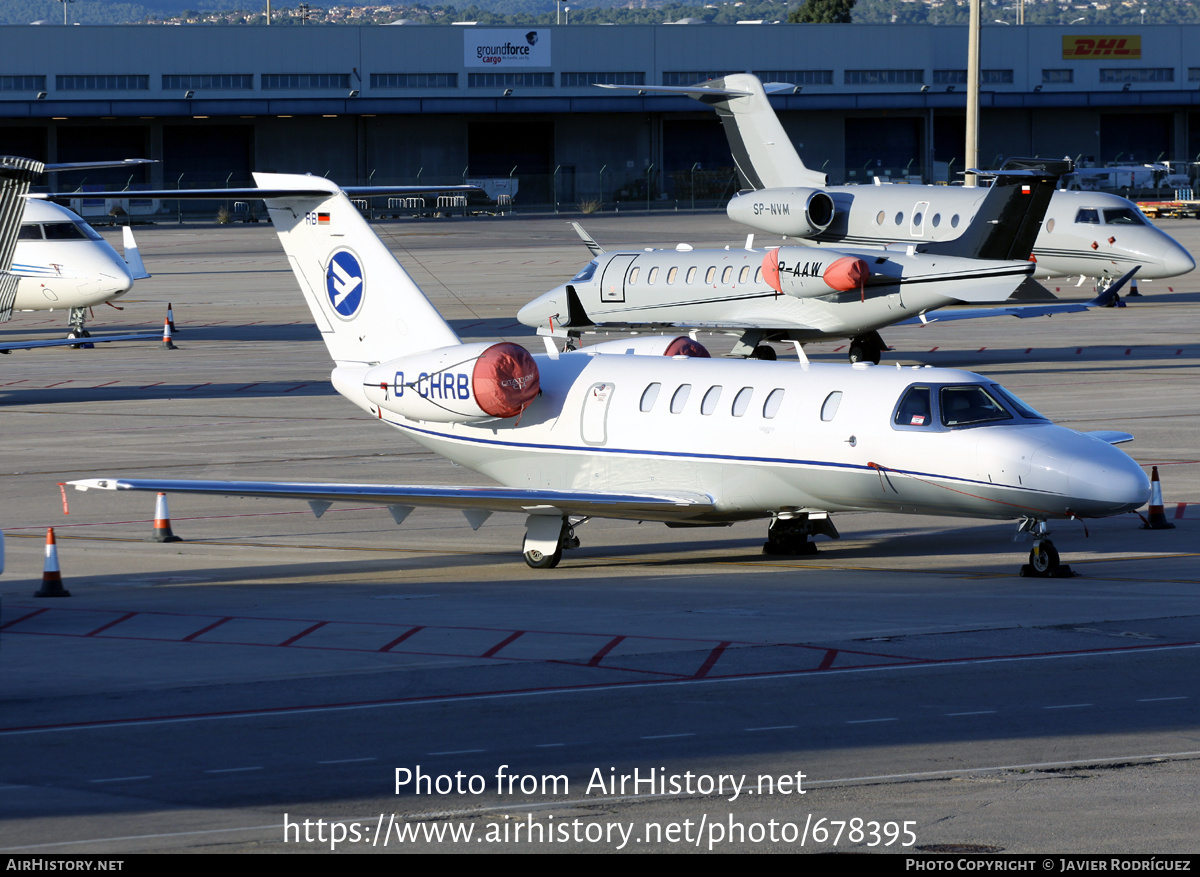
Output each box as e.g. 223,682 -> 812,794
465,29 -> 551,67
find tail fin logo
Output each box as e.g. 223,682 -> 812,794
325,250 -> 365,319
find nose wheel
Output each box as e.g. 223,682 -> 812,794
1017,520 -> 1075,577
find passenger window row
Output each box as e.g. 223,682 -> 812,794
628,264 -> 762,286
640,382 -> 786,419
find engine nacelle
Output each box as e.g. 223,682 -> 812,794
762,248 -> 870,299
581,336 -> 711,357
726,187 -> 836,238
362,342 -> 540,423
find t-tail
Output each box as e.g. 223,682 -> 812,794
255,172 -> 461,367
692,74 -> 826,190
922,158 -> 1072,261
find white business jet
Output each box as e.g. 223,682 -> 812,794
1,155 -> 150,352
601,75 -> 1195,284
70,173 -> 1149,576
518,163 -> 1132,363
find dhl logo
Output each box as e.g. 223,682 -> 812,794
1063,36 -> 1141,59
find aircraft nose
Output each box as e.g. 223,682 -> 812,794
517,287 -> 566,330
1065,444 -> 1150,516
1161,240 -> 1195,278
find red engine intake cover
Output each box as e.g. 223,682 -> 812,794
823,256 -> 870,292
472,342 -> 540,418
663,337 -> 711,358
762,248 -> 782,293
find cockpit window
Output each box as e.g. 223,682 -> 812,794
989,384 -> 1047,421
1074,208 -> 1100,224
18,224 -> 42,240
940,385 -> 1013,427
894,386 -> 932,427
571,260 -> 598,283
43,221 -> 93,241
1102,208 -> 1145,225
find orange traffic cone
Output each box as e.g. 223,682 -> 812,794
1127,277 -> 1142,298
1142,466 -> 1175,529
167,302 -> 179,333
148,492 -> 183,542
35,528 -> 71,598
160,313 -> 177,350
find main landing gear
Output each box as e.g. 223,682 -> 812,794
522,515 -> 581,569
1017,518 -> 1074,578
762,513 -> 839,556
847,331 -> 885,365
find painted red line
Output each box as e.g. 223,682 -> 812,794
90,381 -> 120,388
929,347 -> 938,352
379,626 -> 425,652
978,347 -> 987,352
693,642 -> 731,679
1024,348 -> 1033,354
1175,503 -> 1187,520
588,635 -> 627,667
139,382 -> 163,390
833,346 -> 845,352
0,607 -> 48,631
817,649 -> 839,671
181,383 -> 211,391
482,630 -> 525,658
281,384 -> 309,393
183,617 -> 233,642
280,621 -> 328,647
42,381 -> 74,388
1177,350 -> 1184,355
458,321 -> 483,330
85,612 -> 137,637
232,384 -> 259,392
1124,348 -> 1132,355
2,380 -> 28,386
1076,348 -> 1083,354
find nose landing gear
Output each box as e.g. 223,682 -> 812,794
1017,519 -> 1075,578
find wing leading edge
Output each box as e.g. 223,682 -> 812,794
68,478 -> 716,525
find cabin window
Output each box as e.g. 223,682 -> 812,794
912,211 -> 923,227
950,214 -> 960,228
1103,208 -> 1145,225
876,210 -> 886,225
721,266 -> 733,283
647,267 -> 659,284
754,267 -> 762,282
731,387 -> 753,417
739,266 -> 751,284
640,382 -> 661,412
670,384 -> 692,413
686,266 -> 697,283
940,385 -> 1012,427
894,386 -> 932,427
931,213 -> 941,228
1075,208 -> 1100,224
820,391 -> 842,422
629,267 -> 641,284
705,266 -> 716,284
701,385 -> 723,415
894,212 -> 904,226
1046,218 -> 1056,233
667,266 -> 678,284
763,388 -> 785,419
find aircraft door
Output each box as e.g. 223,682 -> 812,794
910,201 -> 930,237
580,382 -> 614,445
600,255 -> 637,303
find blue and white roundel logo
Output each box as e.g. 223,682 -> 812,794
325,250 -> 364,318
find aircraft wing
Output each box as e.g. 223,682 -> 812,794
902,267 -> 1134,324
68,478 -> 716,524
37,185 -> 481,201
0,332 -> 160,353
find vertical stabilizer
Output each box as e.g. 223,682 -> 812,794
694,74 -> 826,190
0,155 -> 46,321
255,172 -> 461,366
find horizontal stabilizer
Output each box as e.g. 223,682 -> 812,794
1085,431 -> 1135,445
69,478 -> 716,523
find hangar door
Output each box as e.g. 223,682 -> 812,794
844,117 -> 922,181
468,121 -> 554,206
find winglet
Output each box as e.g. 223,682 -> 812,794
121,225 -> 150,280
570,222 -> 605,257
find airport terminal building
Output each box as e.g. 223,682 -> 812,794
3,22 -> 1200,205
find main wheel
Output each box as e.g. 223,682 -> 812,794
523,544 -> 563,569
750,344 -> 777,361
848,341 -> 867,363
1028,540 -> 1060,575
